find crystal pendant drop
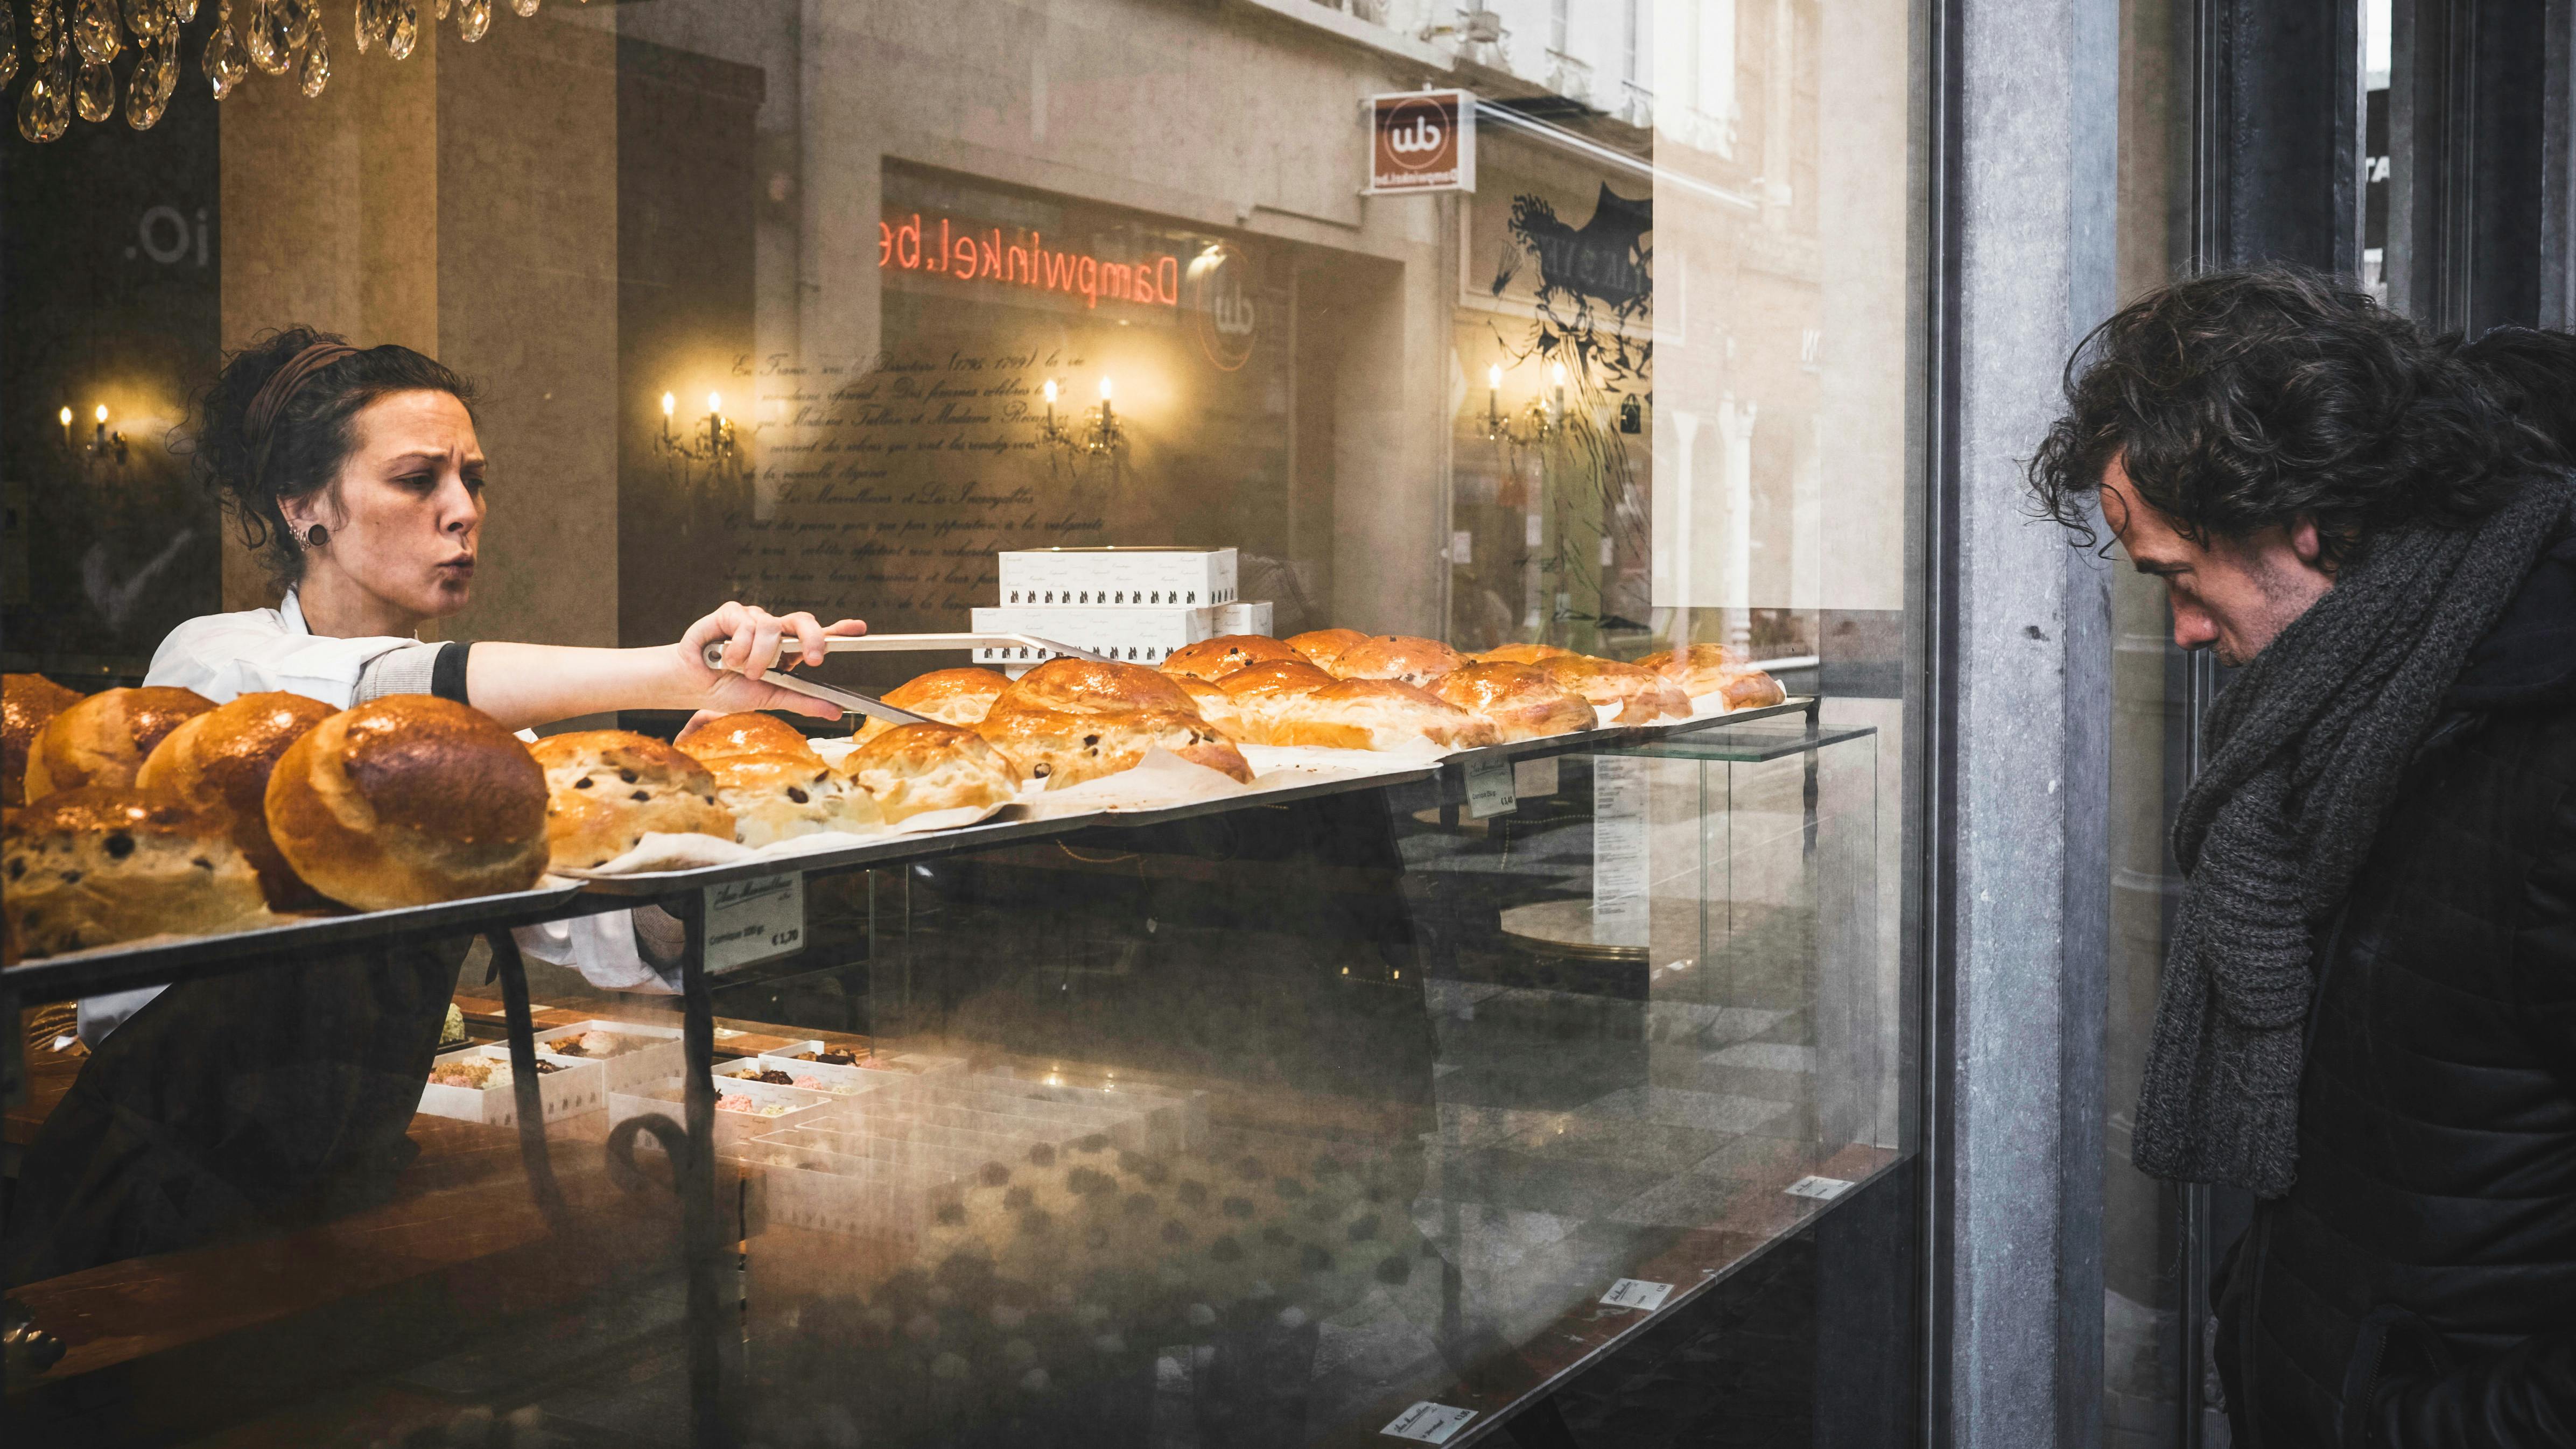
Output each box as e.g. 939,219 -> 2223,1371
19,55 -> 72,141
384,0 -> 414,59
246,0 -> 286,72
1,3 -> 18,92
204,26 -> 243,95
454,0 -> 486,41
72,0 -> 120,64
282,0 -> 312,47
31,0 -> 60,55
173,0 -> 196,22
509,0 -> 532,17
127,0 -> 163,39
74,57 -> 113,120
124,38 -> 168,126
294,15 -> 326,96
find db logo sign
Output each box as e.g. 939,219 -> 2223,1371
1368,90 -> 1476,194
1184,242 -> 1258,372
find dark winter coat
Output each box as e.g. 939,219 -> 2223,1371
2215,530 -> 2576,1448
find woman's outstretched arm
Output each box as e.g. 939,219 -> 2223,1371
462,601 -> 867,731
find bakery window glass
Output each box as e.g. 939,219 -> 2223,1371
2,2 -> 1928,1444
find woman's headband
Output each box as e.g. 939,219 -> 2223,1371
244,340 -> 359,490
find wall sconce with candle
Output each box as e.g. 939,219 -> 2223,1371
1481,363 -> 1561,446
1037,375 -> 1125,463
654,388 -> 746,497
60,402 -> 130,483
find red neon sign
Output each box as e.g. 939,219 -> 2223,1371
879,213 -> 1179,311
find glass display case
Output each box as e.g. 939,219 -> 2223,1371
4,0 -> 1928,1443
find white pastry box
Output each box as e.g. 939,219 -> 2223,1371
418,1045 -> 608,1128
757,1039 -> 966,1080
531,1019 -> 685,1093
1213,600 -> 1274,636
610,1073 -> 838,1150
969,606 -> 1223,665
997,547 -> 1239,607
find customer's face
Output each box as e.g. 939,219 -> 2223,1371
2101,456 -> 2334,667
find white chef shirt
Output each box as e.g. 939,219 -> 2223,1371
78,593 -> 671,1046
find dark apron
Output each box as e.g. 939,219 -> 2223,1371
5,935 -> 469,1286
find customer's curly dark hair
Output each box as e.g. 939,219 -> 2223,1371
2027,264 -> 2542,568
2455,325 -> 2576,462
182,327 -> 476,585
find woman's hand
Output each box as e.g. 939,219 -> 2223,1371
676,602 -> 868,720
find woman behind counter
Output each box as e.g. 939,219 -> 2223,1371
7,329 -> 859,1284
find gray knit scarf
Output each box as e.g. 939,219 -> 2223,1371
2131,470 -> 2575,1197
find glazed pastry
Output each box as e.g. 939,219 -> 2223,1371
854,668 -> 1014,744
1159,635 -> 1303,683
1326,635 -> 1464,687
22,686 -> 215,799
2,787 -> 268,959
707,751 -> 878,845
1533,655 -> 1690,724
979,706 -> 1252,788
1271,679 -> 1497,751
529,729 -> 734,869
1632,643 -> 1785,708
839,722 -> 1021,823
3,673 -> 84,806
1428,663 -> 1597,742
1472,642 -> 1575,665
675,711 -> 826,766
1212,660 -> 1336,745
264,697 -> 550,911
1174,676 -> 1244,737
1283,628 -> 1367,673
136,691 -> 335,909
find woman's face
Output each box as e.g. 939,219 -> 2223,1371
286,389 -> 485,621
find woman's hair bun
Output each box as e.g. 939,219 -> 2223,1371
187,327 -> 475,586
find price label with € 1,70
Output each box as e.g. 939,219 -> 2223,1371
703,874 -> 805,973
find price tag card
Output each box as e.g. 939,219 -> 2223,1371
1512,755 -> 1559,798
1785,1174 -> 1855,1201
1600,1278 -> 1675,1311
703,874 -> 805,973
1463,755 -> 1516,819
1382,1402 -> 1478,1444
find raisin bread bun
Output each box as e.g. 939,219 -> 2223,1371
1633,644 -> 1785,710
853,668 -> 1014,745
841,723 -> 1021,823
3,673 -> 84,806
1213,660 -> 1336,744
1534,656 -> 1690,724
1273,679 -> 1497,752
3,787 -> 268,958
988,657 -> 1204,718
978,706 -> 1252,788
1283,628 -> 1367,673
1472,643 -> 1575,665
675,711 -> 826,765
1328,635 -> 1464,687
136,691 -> 335,909
707,751 -> 878,846
23,686 -> 215,799
1427,663 -> 1598,741
529,730 -> 735,869
265,697 -> 550,910
1175,676 -> 1245,738
1160,635 -> 1302,683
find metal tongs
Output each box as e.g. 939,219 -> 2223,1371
702,632 -> 1114,727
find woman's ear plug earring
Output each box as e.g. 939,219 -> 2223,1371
306,525 -> 329,547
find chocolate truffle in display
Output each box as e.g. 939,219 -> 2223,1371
675,710 -> 827,766
1326,635 -> 1464,687
1159,634 -> 1303,682
3,673 -> 84,806
2,787 -> 268,959
840,723 -> 1021,823
135,691 -> 335,909
1534,655 -> 1690,723
1430,663 -> 1598,741
1272,679 -> 1497,751
529,729 -> 735,868
263,696 -> 551,910
707,751 -> 878,845
1282,627 -> 1367,673
21,686 -> 216,799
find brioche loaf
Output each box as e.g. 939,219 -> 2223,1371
989,657 -> 1204,718
1428,663 -> 1598,741
675,711 -> 825,765
1175,676 -> 1244,737
1273,678 -> 1497,752
854,667 -> 1015,744
1160,634 -> 1303,682
978,705 -> 1252,787
3,673 -> 83,806
1633,643 -> 1784,709
1534,656 -> 1690,724
23,686 -> 215,799
3,787 -> 268,958
841,723 -> 1021,823
707,751 -> 876,845
1329,635 -> 1464,687
529,730 -> 735,869
1212,660 -> 1336,744
1284,628 -> 1367,673
265,696 -> 550,910
1473,643 -> 1575,665
136,691 -> 335,909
